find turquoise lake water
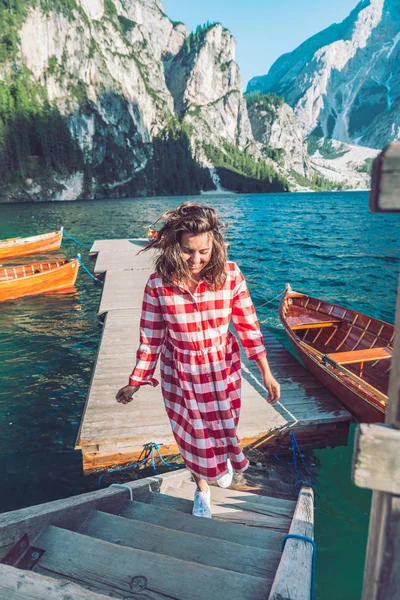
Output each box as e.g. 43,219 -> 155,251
1,191 -> 399,598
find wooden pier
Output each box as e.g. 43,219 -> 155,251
76,240 -> 351,473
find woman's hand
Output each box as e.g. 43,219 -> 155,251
255,356 -> 281,404
116,385 -> 140,404
262,373 -> 281,404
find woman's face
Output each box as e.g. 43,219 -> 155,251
180,232 -> 213,277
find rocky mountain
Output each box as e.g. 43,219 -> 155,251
0,0 -> 293,202
0,0 -> 378,202
247,0 -> 400,150
245,93 -> 311,178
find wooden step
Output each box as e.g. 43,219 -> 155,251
79,510 -> 279,579
0,563 -> 111,600
160,482 -> 297,516
118,500 -> 286,550
163,485 -> 292,530
33,525 -> 271,600
184,483 -> 297,516
146,490 -> 193,513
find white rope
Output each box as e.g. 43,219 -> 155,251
254,289 -> 285,310
241,363 -> 299,424
109,483 -> 133,501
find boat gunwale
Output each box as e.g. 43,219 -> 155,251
0,230 -> 62,249
282,290 -> 393,332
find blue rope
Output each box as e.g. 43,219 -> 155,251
152,442 -> 180,468
289,431 -> 314,487
98,442 -> 184,486
281,534 -> 316,600
76,255 -> 103,284
151,445 -> 157,474
63,230 -> 90,247
98,446 -> 151,487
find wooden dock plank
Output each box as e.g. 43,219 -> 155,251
98,271 -> 150,315
94,249 -> 154,274
90,239 -> 148,254
76,239 -> 351,472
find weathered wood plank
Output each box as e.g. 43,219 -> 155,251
352,423 -> 400,494
178,482 -> 296,516
98,271 -> 149,315
34,526 -> 272,600
359,235 -> 400,599
153,489 -> 292,530
94,249 -> 154,273
90,238 -> 148,254
79,510 -> 279,579
268,486 -> 314,600
0,564 -> 111,600
146,490 -> 193,513
370,143 -> 400,213
119,500 -> 286,550
0,472 -> 189,552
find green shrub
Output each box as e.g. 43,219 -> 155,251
244,91 -> 284,115
289,168 -> 346,191
104,0 -> 117,18
181,22 -> 220,56
117,15 -> 135,35
306,135 -> 348,159
356,157 -> 373,175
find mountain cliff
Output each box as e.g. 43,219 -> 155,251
1,0 -> 380,202
0,0 -> 292,202
245,93 -> 311,178
247,0 -> 400,150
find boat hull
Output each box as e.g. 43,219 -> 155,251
0,231 -> 62,259
0,258 -> 79,302
279,289 -> 389,423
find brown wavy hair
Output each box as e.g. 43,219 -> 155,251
143,202 -> 227,289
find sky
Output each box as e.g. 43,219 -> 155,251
161,0 -> 360,88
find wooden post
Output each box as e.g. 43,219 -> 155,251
352,142 -> 400,600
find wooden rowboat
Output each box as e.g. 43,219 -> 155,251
0,229 -> 63,260
0,468 -> 314,599
279,285 -> 393,422
0,257 -> 80,302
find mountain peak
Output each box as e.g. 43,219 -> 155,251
247,0 -> 400,149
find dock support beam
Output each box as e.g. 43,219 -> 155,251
352,143 -> 400,600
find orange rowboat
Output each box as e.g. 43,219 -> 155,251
279,284 -> 393,422
0,257 -> 80,302
0,229 -> 63,260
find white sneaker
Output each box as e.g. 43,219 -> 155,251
217,459 -> 233,488
192,485 -> 212,518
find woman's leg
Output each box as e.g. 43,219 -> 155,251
192,474 -> 209,492
191,473 -> 212,518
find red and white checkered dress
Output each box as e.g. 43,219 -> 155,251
129,261 -> 267,481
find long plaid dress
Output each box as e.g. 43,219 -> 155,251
129,262 -> 267,481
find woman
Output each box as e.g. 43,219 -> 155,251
116,202 -> 280,519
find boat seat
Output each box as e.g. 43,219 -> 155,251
287,313 -> 341,330
324,347 -> 392,365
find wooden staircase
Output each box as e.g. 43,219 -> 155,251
0,469 -> 314,599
